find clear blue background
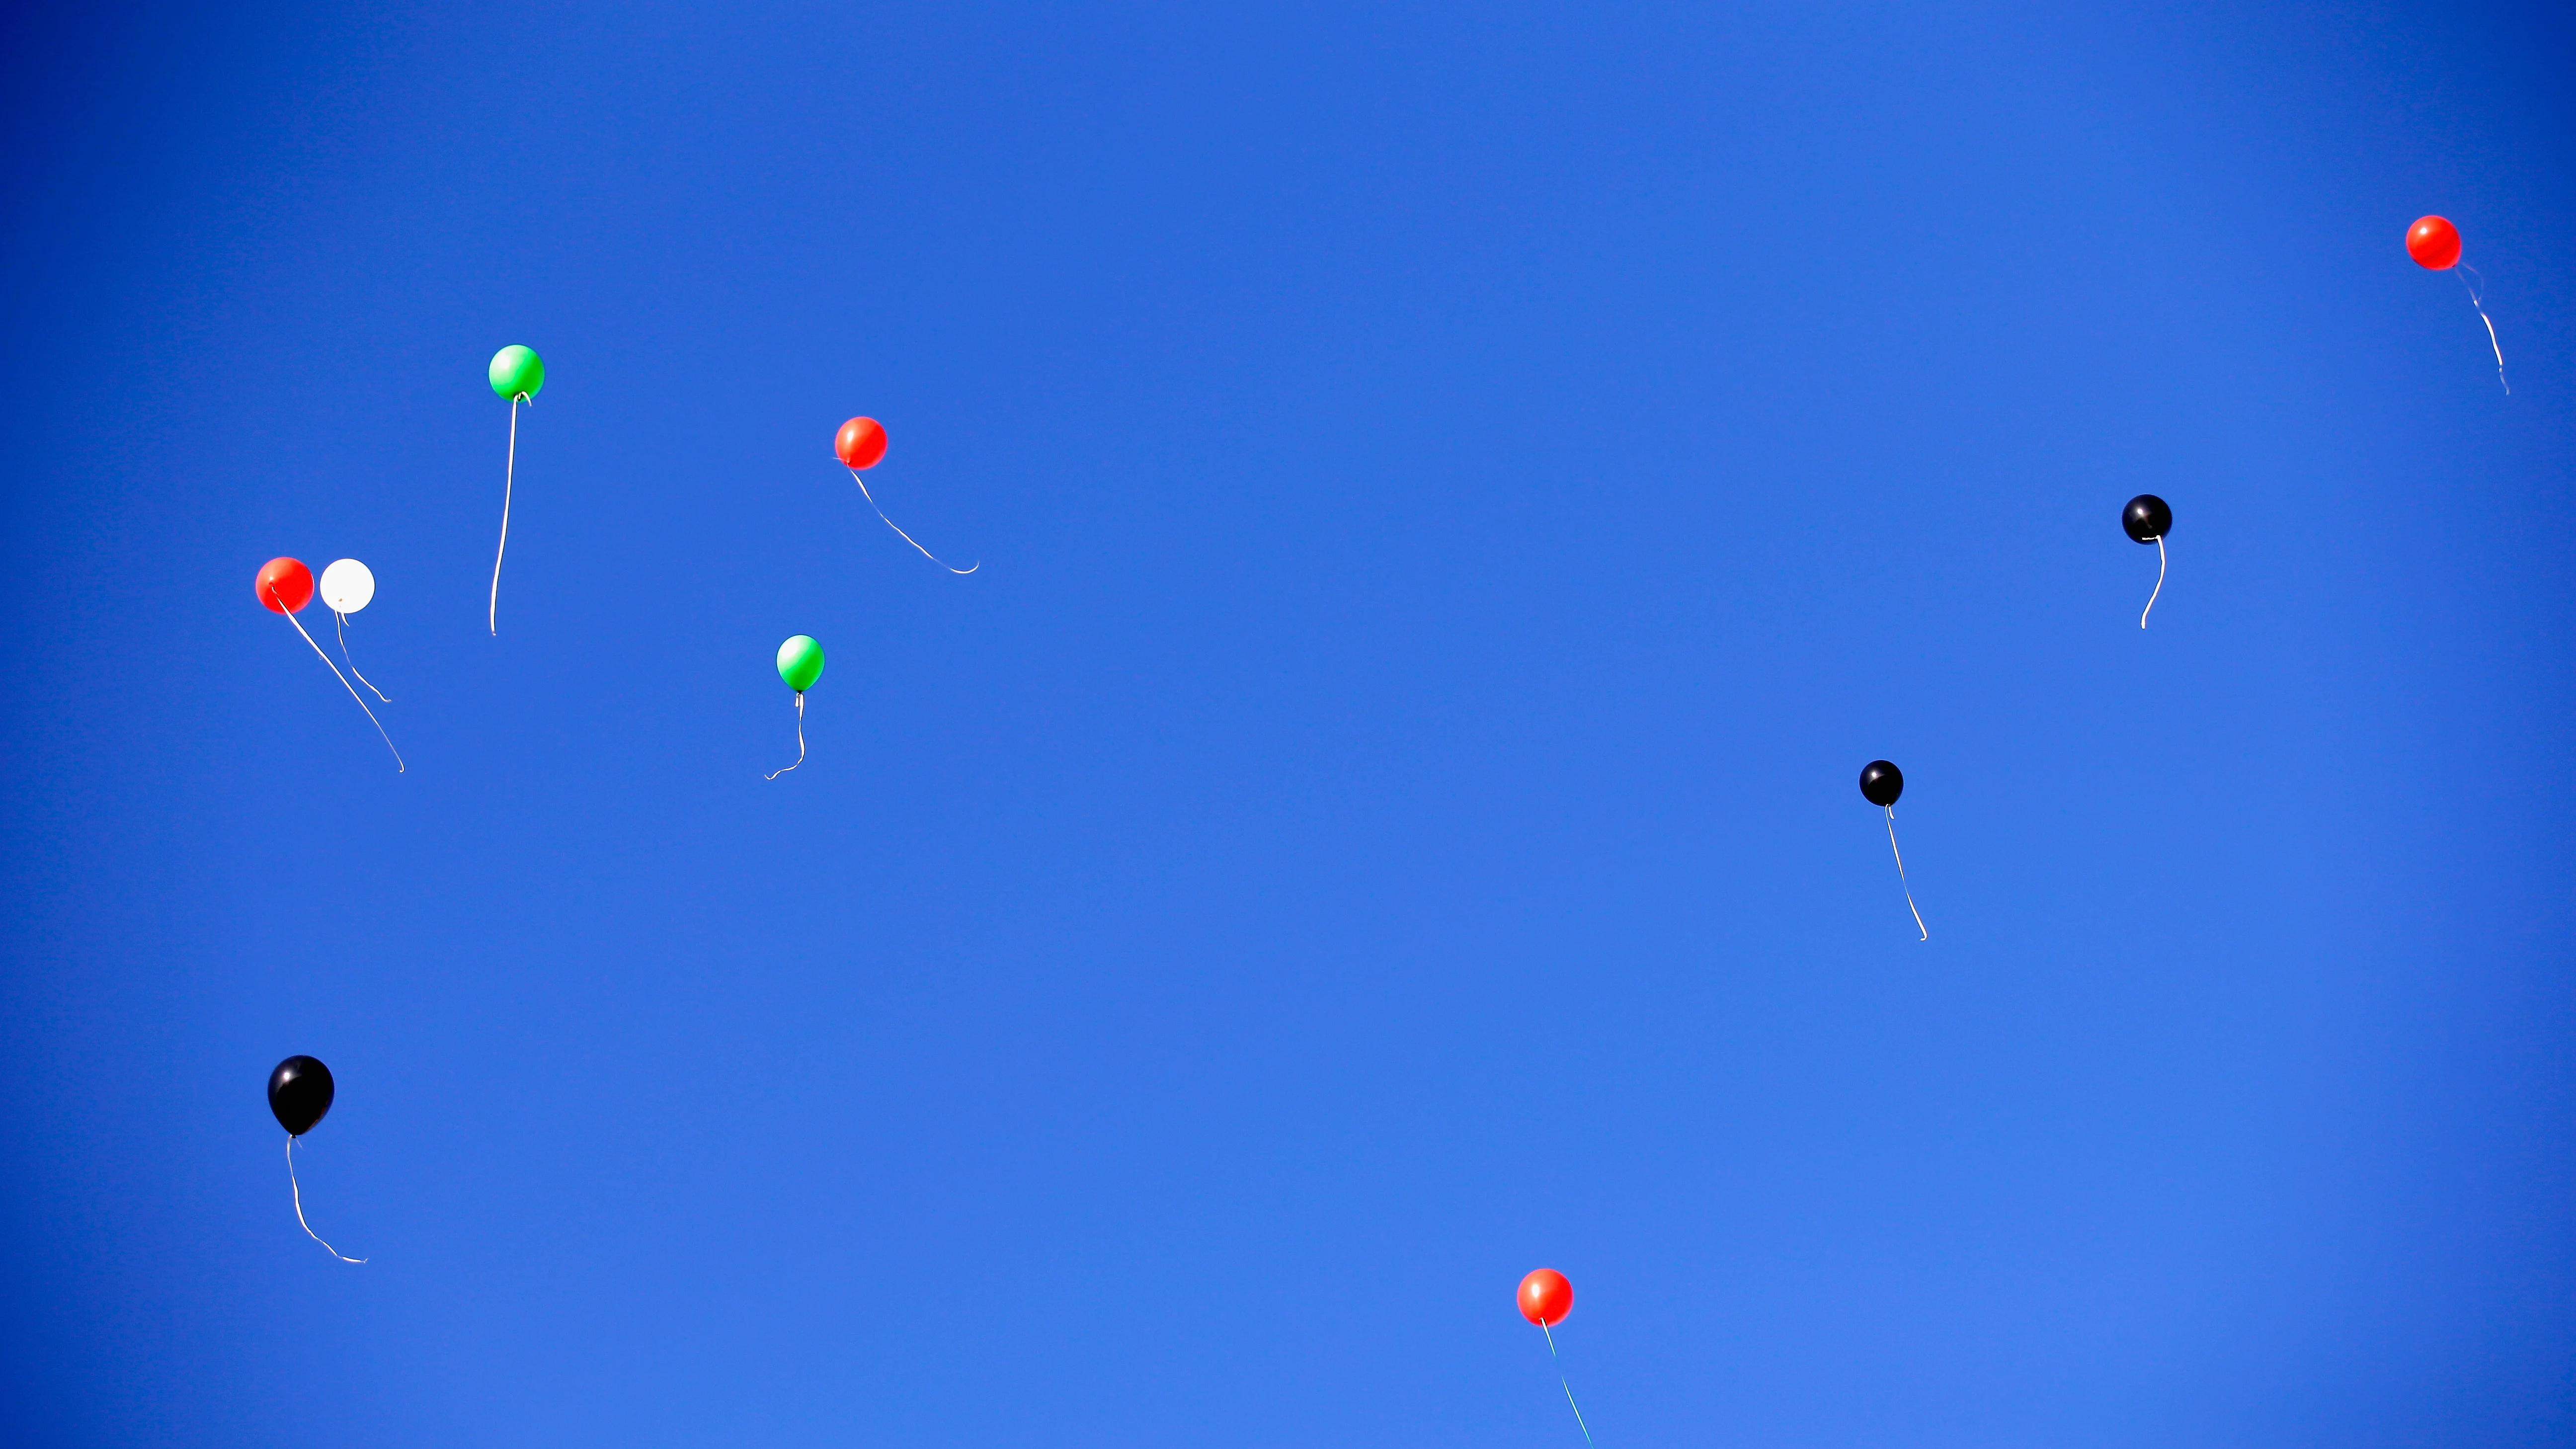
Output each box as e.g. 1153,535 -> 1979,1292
3,2 -> 2571,1444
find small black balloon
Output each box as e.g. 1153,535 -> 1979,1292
268,1056 -> 335,1137
2123,494 -> 2172,544
1859,760 -> 1904,808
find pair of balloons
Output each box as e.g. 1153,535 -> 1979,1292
268,1055 -> 362,1262
753,413 -> 974,772
255,557 -> 403,770
256,557 -> 377,616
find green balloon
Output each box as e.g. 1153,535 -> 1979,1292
489,345 -> 544,401
776,635 -> 824,693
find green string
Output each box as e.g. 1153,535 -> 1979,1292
1540,1322 -> 1595,1446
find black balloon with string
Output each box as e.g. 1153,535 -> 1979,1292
269,1054 -> 363,1262
1857,760 -> 1925,939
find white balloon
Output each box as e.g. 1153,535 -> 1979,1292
319,559 -> 376,614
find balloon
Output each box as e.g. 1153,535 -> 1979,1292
835,416 -> 888,471
2122,494 -> 2171,544
832,416 -> 975,572
1519,1268 -> 1573,1327
489,345 -> 545,400
319,559 -> 376,614
268,1055 -> 335,1136
2406,215 -> 2461,270
318,560 -> 393,701
256,557 -> 314,613
2407,216 -> 2508,392
777,635 -> 825,693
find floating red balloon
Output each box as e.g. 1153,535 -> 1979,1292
835,416 -> 888,471
1519,1268 -> 1573,1327
256,557 -> 314,614
2407,215 -> 2461,270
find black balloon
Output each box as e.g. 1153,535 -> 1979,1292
2123,494 -> 2172,544
268,1056 -> 335,1137
1859,760 -> 1904,808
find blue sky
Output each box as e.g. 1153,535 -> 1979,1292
2,2 -> 2572,1445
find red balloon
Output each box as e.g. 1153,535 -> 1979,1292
835,416 -> 888,471
1518,1268 -> 1573,1327
2407,215 -> 2461,270
256,557 -> 314,614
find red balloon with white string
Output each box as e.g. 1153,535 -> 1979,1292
253,557 -> 402,771
1516,1269 -> 1594,1444
829,415 -> 977,574
2406,215 -> 2506,392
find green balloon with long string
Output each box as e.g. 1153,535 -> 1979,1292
768,636 -> 824,778
485,345 -> 546,635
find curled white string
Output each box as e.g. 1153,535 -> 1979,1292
766,692 -> 807,779
287,1134 -> 365,1263
334,611 -> 392,702
490,395 -> 526,634
2140,534 -> 2166,629
2456,265 -> 2509,394
1538,1322 -> 1595,1448
1886,805 -> 1927,941
276,595 -> 404,772
847,468 -> 978,574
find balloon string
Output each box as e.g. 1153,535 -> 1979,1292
278,599 -> 405,772
847,468 -> 978,574
766,692 -> 806,779
1539,1322 -> 1595,1447
2456,265 -> 2508,394
287,1135 -> 365,1263
490,396 -> 522,634
334,611 -> 392,702
1886,805 -> 1926,941
2140,534 -> 2165,629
